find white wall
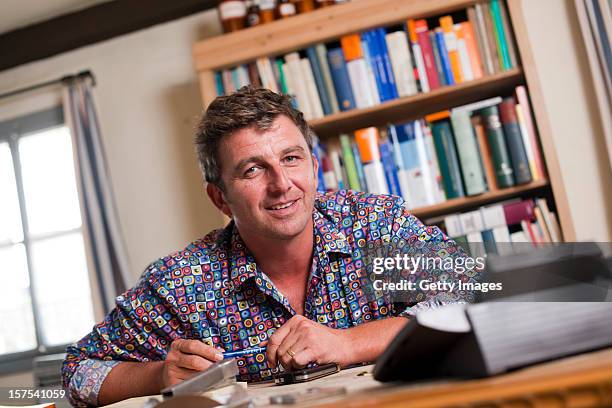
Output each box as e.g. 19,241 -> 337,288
0,9 -> 227,290
520,0 -> 612,241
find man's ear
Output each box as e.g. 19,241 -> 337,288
206,183 -> 233,218
311,153 -> 319,190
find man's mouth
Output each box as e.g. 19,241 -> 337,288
267,199 -> 298,210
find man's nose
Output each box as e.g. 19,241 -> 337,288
267,164 -> 292,193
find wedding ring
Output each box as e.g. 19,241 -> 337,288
286,348 -> 296,358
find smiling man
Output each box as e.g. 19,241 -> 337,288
62,87 -> 474,407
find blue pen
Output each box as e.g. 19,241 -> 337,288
223,346 -> 267,359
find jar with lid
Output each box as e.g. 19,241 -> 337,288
294,0 -> 315,14
245,0 -> 261,27
218,0 -> 247,32
315,0 -> 335,7
258,0 -> 276,24
276,0 -> 297,19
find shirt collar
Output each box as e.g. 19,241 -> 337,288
226,206 -> 351,290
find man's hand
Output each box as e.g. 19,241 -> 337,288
162,339 -> 224,388
266,315 -> 409,371
266,315 -> 351,370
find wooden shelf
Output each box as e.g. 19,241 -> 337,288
193,0 -> 476,71
310,68 -> 524,137
193,0 -> 576,239
410,180 -> 550,219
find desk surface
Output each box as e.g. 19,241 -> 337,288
107,348 -> 612,408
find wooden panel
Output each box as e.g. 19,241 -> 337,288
506,0 -> 576,241
0,0 -> 216,72
311,69 -> 524,137
193,0 -> 475,71
410,180 -> 550,219
199,70 -> 218,108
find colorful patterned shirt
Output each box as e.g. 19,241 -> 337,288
62,190 -> 476,406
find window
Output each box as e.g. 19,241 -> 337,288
0,107 -> 94,368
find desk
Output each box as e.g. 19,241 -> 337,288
107,348 -> 612,408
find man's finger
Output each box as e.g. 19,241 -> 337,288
175,339 -> 224,361
266,317 -> 301,366
176,353 -> 214,371
292,348 -> 315,369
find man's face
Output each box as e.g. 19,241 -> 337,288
208,115 -> 318,242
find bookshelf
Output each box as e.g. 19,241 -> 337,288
192,0 -> 576,241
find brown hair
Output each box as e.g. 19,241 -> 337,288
195,86 -> 313,187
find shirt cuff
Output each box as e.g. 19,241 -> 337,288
69,359 -> 120,406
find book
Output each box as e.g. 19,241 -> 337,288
480,204 -> 513,255
499,97 -> 532,184
328,144 -> 347,190
300,58 -> 325,119
515,103 -> 538,180
459,210 -> 486,258
536,198 -> 561,242
460,21 -> 484,79
498,0 -> 518,68
280,62 -> 298,109
490,0 -> 513,70
355,127 -> 389,194
468,5 -> 493,75
450,109 -> 486,195
221,69 -> 235,94
274,59 -> 289,95
379,139 -> 403,197
414,19 -> 441,89
341,34 -> 378,108
351,142 -> 369,192
214,71 -> 224,96
454,23 -> 474,82
255,57 -> 279,93
439,15 -> 463,83
284,53 -> 313,119
321,155 -> 339,191
515,85 -> 546,179
327,47 -> 356,111
313,136 -> 327,192
481,1 -> 502,73
388,124 -> 415,206
375,28 -> 400,99
247,62 -> 263,88
479,105 -> 515,188
427,112 -> 465,199
306,46 -> 334,115
471,115 -> 498,191
429,30 -> 447,87
385,31 -> 418,96
393,122 -> 435,207
503,200 -> 535,225
362,30 -> 392,102
314,44 -> 341,114
421,121 -> 447,203
359,36 -> 382,105
339,133 -> 362,190
407,19 -> 430,92
434,28 -> 455,85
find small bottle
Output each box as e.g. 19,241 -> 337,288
259,0 -> 277,24
315,0 -> 335,7
246,0 -> 261,27
218,0 -> 247,33
276,0 -> 297,19
294,0 -> 315,14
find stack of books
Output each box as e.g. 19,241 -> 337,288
213,0 -> 517,120
313,91 -> 545,209
428,198 -> 562,256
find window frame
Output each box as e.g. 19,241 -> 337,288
0,107 -> 90,374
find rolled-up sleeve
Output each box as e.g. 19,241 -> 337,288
388,206 -> 481,317
62,263 -> 180,407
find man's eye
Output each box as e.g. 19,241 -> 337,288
244,166 -> 259,176
284,155 -> 299,163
